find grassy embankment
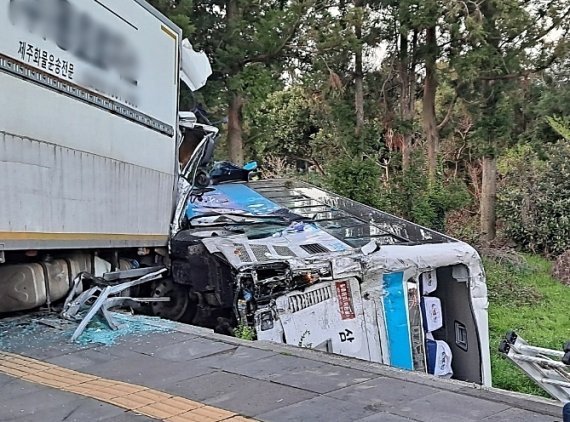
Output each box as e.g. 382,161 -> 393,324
485,255 -> 570,396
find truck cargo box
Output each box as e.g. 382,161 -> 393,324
0,0 -> 181,251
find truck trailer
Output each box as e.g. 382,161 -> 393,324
1,0 -> 180,251
0,0 -> 492,388
0,0 -> 196,312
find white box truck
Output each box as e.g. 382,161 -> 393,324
0,0 -> 183,310
1,0 -> 180,251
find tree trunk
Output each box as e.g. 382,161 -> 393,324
225,0 -> 244,165
401,133 -> 411,171
423,26 -> 439,181
399,33 -> 411,172
354,0 -> 364,143
227,0 -> 239,33
227,93 -> 244,165
354,53 -> 364,140
480,156 -> 497,242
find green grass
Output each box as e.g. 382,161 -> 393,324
485,254 -> 570,396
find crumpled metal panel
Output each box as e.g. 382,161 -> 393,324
249,180 -> 452,245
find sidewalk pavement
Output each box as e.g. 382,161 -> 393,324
0,314 -> 564,422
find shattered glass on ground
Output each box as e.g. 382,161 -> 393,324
0,311 -> 176,354
73,313 -> 175,346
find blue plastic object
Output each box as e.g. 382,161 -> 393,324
426,339 -> 437,375
243,161 -> 258,171
186,183 -> 282,219
243,290 -> 254,302
289,222 -> 306,232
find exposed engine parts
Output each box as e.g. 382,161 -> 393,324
167,222 -> 337,335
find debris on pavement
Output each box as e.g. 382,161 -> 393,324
62,267 -> 169,342
0,311 -> 176,350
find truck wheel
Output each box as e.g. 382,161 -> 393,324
151,278 -> 189,321
194,168 -> 210,189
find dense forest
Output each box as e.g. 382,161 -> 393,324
150,0 -> 570,257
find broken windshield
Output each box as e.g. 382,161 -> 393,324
223,221 -> 310,240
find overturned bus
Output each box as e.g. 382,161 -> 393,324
168,173 -> 492,387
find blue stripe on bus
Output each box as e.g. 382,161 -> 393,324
382,272 -> 414,370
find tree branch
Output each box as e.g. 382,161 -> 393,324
512,6 -> 570,51
437,94 -> 458,131
479,51 -> 562,81
240,14 -> 305,66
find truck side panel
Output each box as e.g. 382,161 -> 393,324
0,129 -> 173,250
0,0 -> 181,250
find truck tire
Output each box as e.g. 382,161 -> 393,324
151,278 -> 194,322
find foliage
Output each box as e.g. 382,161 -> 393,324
149,0 -> 318,161
547,116 -> 570,141
147,0 -> 195,36
326,155 -> 471,231
247,86 -> 322,161
484,258 -> 543,307
552,249 -> 570,286
513,70 -> 570,147
326,157 -> 384,208
486,255 -> 570,396
234,322 -> 256,341
390,166 -> 444,229
390,167 -> 471,231
498,139 -> 570,256
151,0 -> 570,253
445,209 -> 480,244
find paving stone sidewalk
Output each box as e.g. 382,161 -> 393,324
0,317 -> 565,422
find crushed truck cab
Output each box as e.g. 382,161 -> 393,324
171,179 -> 491,387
